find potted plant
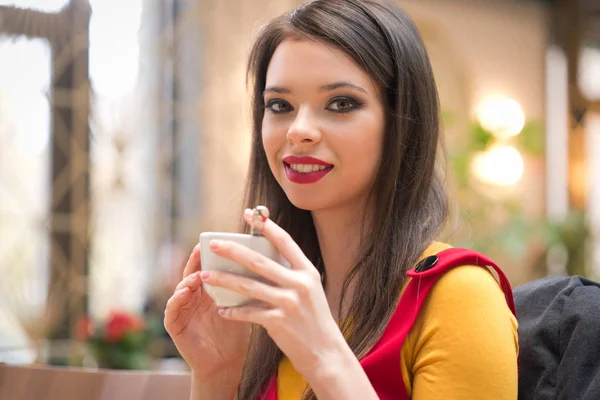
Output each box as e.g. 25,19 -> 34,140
76,310 -> 157,370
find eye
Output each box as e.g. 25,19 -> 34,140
265,99 -> 293,114
326,97 -> 362,113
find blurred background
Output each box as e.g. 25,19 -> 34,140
0,0 -> 599,372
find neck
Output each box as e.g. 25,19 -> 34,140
311,200 -> 372,320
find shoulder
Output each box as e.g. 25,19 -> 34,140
431,263 -> 506,305
408,243 -> 518,345
406,242 -> 518,352
401,245 -> 519,398
414,242 -> 513,309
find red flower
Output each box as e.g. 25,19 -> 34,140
105,311 -> 145,343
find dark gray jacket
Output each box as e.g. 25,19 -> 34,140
514,275 -> 600,400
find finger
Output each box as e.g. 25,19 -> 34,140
218,303 -> 280,326
244,209 -> 311,270
182,243 -> 201,278
166,288 -> 192,313
209,239 -> 296,286
202,270 -> 291,307
175,271 -> 203,292
164,287 -> 192,328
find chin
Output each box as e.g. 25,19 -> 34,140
283,188 -> 330,212
286,195 -> 321,212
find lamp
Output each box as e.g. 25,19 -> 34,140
471,144 -> 524,187
472,97 -> 526,186
477,98 -> 525,140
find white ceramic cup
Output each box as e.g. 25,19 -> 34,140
199,232 -> 290,307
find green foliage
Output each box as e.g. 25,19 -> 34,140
518,121 -> 545,156
470,122 -> 494,151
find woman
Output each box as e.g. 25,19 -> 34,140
164,0 -> 519,399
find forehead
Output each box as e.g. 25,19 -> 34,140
265,39 -> 378,93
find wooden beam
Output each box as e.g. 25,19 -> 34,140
0,5 -> 69,42
47,0 -> 91,341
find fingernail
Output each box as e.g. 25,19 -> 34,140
210,240 -> 221,250
200,271 -> 210,280
190,273 -> 197,280
218,308 -> 227,316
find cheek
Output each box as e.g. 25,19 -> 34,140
347,116 -> 385,173
261,119 -> 285,170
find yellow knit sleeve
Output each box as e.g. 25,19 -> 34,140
400,265 -> 519,399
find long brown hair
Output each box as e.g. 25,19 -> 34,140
239,1 -> 448,398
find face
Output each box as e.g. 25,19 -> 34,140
262,39 -> 386,212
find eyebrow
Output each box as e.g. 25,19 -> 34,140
263,81 -> 368,95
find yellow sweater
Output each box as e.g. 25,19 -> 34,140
277,242 -> 519,399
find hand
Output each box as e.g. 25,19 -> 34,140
199,209 -> 349,380
163,244 -> 250,382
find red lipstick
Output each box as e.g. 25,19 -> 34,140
282,156 -> 333,184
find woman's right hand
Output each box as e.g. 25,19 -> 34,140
164,244 -> 251,381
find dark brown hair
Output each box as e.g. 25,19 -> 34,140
239,0 -> 448,398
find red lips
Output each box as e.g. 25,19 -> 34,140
282,155 -> 333,184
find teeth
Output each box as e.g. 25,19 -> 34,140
289,164 -> 329,173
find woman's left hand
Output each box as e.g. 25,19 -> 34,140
199,208 -> 348,379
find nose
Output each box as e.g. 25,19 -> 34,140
286,106 -> 322,145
